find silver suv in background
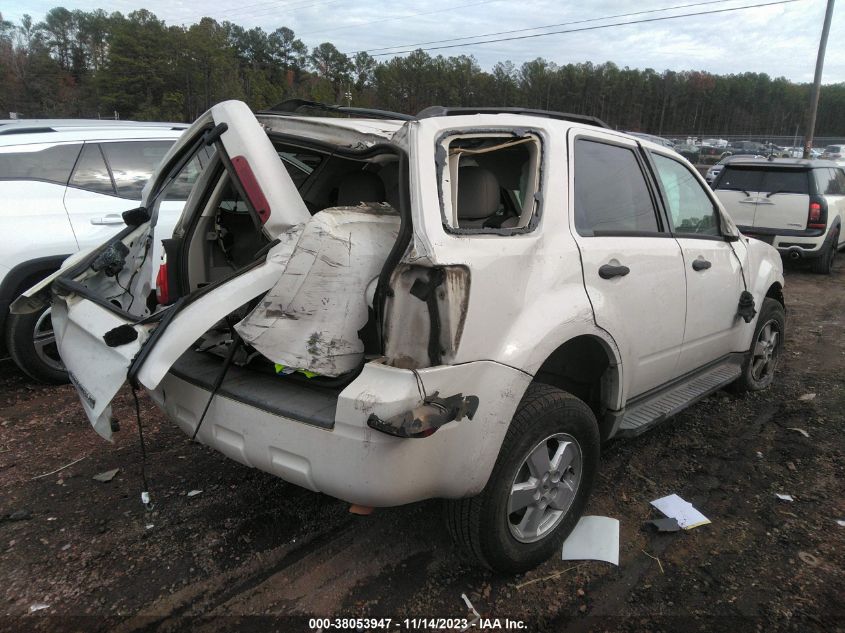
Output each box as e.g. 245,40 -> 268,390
713,158 -> 845,274
0,120 -> 187,382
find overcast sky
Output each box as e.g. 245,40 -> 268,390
4,0 -> 844,82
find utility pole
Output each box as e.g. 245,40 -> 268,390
803,0 -> 835,159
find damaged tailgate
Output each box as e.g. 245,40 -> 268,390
11,100 -> 310,439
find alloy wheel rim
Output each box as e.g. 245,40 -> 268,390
507,432 -> 582,543
33,308 -> 64,372
751,318 -> 780,382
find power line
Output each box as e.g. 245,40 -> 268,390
356,0 -> 806,57
299,0 -> 499,37
359,0 -> 748,55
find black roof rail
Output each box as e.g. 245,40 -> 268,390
415,106 -> 611,129
0,126 -> 57,135
261,99 -> 415,122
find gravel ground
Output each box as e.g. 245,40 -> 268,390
1,259 -> 843,633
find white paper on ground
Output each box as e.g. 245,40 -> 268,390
561,515 -> 619,565
650,494 -> 711,529
775,493 -> 795,502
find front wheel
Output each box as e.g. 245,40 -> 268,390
444,383 -> 600,573
731,297 -> 785,393
6,306 -> 69,384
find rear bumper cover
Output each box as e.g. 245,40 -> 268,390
738,225 -> 832,259
150,359 -> 531,507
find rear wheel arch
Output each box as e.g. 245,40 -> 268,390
1,255 -> 69,304
533,334 -> 621,438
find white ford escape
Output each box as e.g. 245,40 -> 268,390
13,100 -> 786,572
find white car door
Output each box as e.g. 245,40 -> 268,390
648,151 -> 747,374
12,100 -> 310,439
568,131 -> 687,399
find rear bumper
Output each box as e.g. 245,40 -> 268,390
150,359 -> 531,507
738,225 -> 830,259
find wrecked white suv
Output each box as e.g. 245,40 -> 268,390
13,100 -> 786,573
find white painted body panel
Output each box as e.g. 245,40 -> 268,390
152,359 -> 531,506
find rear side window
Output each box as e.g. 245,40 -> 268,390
0,143 -> 82,186
717,167 -> 809,195
69,143 -> 114,195
574,139 -> 659,235
101,140 -> 175,199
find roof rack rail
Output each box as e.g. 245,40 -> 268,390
261,99 -> 415,122
0,126 -> 57,135
415,106 -> 611,129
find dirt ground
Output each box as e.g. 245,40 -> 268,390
1,259 -> 844,633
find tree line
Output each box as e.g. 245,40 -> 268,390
1,7 -> 843,138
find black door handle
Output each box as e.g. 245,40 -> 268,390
692,259 -> 712,271
598,264 -> 630,279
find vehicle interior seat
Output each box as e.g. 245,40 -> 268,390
457,166 -> 518,228
336,171 -> 386,206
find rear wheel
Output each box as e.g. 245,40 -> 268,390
810,234 -> 837,274
6,306 -> 68,384
731,297 -> 784,393
444,383 -> 600,573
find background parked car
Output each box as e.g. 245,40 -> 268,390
0,120 -> 187,383
821,144 -> 845,164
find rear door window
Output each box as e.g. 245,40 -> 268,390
100,140 -> 175,199
574,139 -> 660,235
762,169 -> 809,195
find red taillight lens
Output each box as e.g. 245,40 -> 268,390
156,262 -> 169,305
231,155 -> 270,224
808,201 -> 825,229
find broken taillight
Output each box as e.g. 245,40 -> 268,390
156,262 -> 169,306
231,155 -> 270,225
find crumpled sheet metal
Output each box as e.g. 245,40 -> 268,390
236,204 -> 399,377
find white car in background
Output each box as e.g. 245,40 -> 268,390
0,120 -> 189,382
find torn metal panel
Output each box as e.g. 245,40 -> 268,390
236,204 -> 400,377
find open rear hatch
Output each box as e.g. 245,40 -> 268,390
11,100 -> 313,439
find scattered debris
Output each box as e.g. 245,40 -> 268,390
30,456 -> 87,480
650,494 -> 710,529
645,517 -> 681,532
28,603 -> 50,613
775,493 -> 794,502
460,593 -> 481,632
798,551 -> 820,567
92,468 -> 119,483
786,427 -> 810,438
145,524 -> 154,530
7,509 -> 31,521
349,504 -> 374,515
515,564 -> 584,590
61,544 -> 70,551
561,516 -> 619,565
186,490 -> 202,497
786,462 -> 797,472
756,451 -> 764,459
836,519 -> 845,527
641,549 -> 665,574
798,393 -> 816,401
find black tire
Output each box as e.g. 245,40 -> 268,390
809,234 -> 837,275
444,383 -> 600,573
6,306 -> 69,384
731,297 -> 785,393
